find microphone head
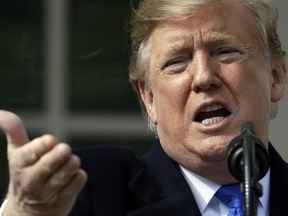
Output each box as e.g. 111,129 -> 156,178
227,135 -> 243,181
227,135 -> 270,181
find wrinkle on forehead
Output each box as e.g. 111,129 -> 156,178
153,28 -> 253,60
147,2 -> 263,72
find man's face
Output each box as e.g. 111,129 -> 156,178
139,3 -> 285,179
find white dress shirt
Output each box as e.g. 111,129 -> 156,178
180,165 -> 270,216
0,200 -> 6,216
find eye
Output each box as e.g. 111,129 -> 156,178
214,48 -> 242,62
217,48 -> 239,54
165,57 -> 187,67
163,55 -> 191,73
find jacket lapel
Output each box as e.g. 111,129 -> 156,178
128,139 -> 201,216
268,143 -> 288,215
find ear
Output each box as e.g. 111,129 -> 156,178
138,80 -> 157,124
271,65 -> 287,102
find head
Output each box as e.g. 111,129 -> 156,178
129,0 -> 287,183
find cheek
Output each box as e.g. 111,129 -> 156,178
227,65 -> 272,116
224,63 -> 271,96
153,74 -> 192,110
150,74 -> 193,130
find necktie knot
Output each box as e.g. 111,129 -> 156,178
215,183 -> 244,216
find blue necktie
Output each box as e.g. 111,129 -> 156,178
215,183 -> 244,216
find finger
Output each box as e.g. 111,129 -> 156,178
0,110 -> 29,148
47,155 -> 81,190
31,143 -> 72,182
59,169 -> 87,201
52,169 -> 87,216
9,134 -> 57,167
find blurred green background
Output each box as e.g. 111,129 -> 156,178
0,0 -> 154,199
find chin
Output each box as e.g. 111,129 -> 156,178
198,141 -> 230,161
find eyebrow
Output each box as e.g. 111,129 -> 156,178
159,37 -> 194,60
159,30 -> 251,60
164,31 -> 251,53
204,31 -> 252,50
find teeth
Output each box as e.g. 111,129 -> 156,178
202,116 -> 224,125
202,104 -> 223,112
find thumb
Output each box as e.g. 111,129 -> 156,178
0,110 -> 29,154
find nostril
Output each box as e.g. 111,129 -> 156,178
192,74 -> 222,93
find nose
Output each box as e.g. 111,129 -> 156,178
191,52 -> 221,92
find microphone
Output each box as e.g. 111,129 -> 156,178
227,123 -> 269,182
227,122 -> 270,216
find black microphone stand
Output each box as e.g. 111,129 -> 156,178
227,122 -> 269,216
242,123 -> 261,216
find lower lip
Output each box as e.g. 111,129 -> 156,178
193,115 -> 232,132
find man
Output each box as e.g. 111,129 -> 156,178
1,0 -> 287,215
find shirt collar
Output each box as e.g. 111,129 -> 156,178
180,165 -> 270,214
259,168 -> 270,215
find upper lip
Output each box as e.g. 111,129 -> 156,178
193,100 -> 231,122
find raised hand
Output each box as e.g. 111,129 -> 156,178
0,110 -> 87,216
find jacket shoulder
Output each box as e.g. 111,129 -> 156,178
70,146 -> 143,216
73,145 -> 141,172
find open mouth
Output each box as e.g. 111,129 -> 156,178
194,104 -> 231,125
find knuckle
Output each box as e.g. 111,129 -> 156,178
40,158 -> 53,174
50,168 -> 75,188
26,145 -> 38,164
42,134 -> 58,146
50,175 -> 66,188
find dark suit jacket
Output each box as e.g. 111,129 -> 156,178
70,139 -> 288,216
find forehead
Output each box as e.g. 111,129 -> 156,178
149,3 -> 259,48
